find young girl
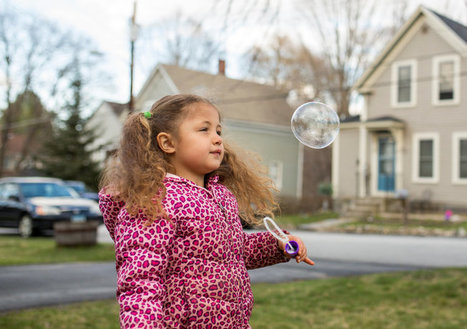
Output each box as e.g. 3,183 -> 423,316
99,94 -> 313,329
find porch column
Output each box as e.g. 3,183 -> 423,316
358,124 -> 368,198
358,95 -> 369,198
391,127 -> 404,192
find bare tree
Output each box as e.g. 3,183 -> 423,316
0,7 -> 66,175
242,34 -> 330,106
300,0 -> 408,117
135,0 -> 286,75
212,0 -> 407,116
136,11 -> 223,74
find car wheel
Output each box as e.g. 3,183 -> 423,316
18,215 -> 33,238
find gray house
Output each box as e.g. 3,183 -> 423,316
332,6 -> 467,213
89,63 -> 310,206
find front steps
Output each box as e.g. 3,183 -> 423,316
343,198 -> 385,219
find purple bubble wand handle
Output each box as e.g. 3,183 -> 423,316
263,217 -> 299,257
285,240 -> 299,257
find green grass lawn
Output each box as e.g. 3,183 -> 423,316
0,213 -> 340,266
0,236 -> 115,266
1,267 -> 465,329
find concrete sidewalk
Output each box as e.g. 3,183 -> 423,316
298,218 -> 354,231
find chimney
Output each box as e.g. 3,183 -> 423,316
218,59 -> 225,75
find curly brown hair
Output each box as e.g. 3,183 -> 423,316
99,94 -> 278,226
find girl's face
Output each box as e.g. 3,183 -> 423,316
164,102 -> 224,186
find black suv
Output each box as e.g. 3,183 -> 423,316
0,177 -> 102,237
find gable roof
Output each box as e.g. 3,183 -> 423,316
355,6 -> 467,93
138,64 -> 294,127
88,100 -> 128,122
104,101 -> 127,116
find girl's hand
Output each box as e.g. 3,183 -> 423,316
278,235 -> 315,266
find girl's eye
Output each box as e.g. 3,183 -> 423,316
200,128 -> 208,132
217,130 -> 222,136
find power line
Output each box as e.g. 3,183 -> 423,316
0,116 -> 51,131
357,71 -> 467,92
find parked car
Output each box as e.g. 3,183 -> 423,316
64,180 -> 99,202
0,177 -> 103,238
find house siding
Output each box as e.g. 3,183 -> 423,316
335,128 -> 360,198
87,103 -> 126,165
369,23 -> 465,121
224,121 -> 300,198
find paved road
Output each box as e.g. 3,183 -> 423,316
1,227 -> 466,313
288,230 -> 467,268
0,258 -> 425,313
0,262 -> 116,313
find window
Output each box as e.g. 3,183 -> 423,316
461,140 -> 467,178
268,160 -> 283,190
439,62 -> 454,99
412,133 -> 439,183
0,183 -> 20,201
419,140 -> 433,177
392,60 -> 417,107
452,132 -> 467,184
433,54 -> 460,105
398,66 -> 412,103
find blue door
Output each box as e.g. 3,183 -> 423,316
378,136 -> 395,192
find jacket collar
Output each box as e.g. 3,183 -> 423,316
164,173 -> 220,191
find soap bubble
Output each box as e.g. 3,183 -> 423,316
291,102 -> 340,149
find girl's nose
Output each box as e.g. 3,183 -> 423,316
213,133 -> 222,145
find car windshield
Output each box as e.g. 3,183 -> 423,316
66,182 -> 85,193
18,182 -> 79,198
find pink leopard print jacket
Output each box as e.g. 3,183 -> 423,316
99,174 -> 289,329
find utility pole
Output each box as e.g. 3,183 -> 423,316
129,0 -> 138,112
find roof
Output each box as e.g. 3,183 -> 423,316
354,6 -> 467,93
431,9 -> 467,43
340,115 -> 361,123
367,116 -> 404,123
365,116 -> 405,130
340,115 -> 405,130
0,176 -> 64,184
105,101 -> 127,116
142,64 -> 294,127
88,101 -> 127,122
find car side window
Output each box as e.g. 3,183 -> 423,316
1,183 -> 20,201
0,183 -> 5,201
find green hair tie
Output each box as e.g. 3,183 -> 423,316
143,111 -> 152,119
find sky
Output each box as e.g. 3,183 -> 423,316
7,0 -> 467,111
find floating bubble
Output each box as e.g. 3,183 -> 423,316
291,102 -> 340,149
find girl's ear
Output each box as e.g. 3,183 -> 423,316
156,132 -> 176,154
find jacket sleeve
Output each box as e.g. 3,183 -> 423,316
117,216 -> 175,329
242,231 -> 290,270
99,191 -> 174,329
98,191 -> 122,241
116,217 -> 175,329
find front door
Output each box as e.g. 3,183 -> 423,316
377,136 -> 395,192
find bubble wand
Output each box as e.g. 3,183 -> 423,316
263,217 -> 314,265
